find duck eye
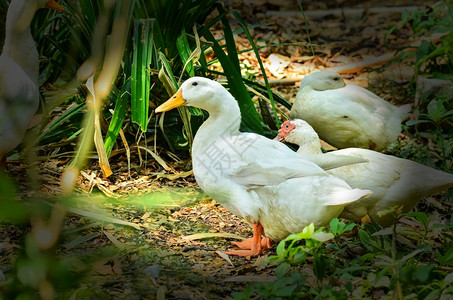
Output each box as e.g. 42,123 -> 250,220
192,82 -> 198,86
333,77 -> 339,81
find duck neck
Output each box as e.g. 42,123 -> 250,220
293,132 -> 323,155
193,95 -> 242,153
3,0 -> 40,81
297,142 -> 323,155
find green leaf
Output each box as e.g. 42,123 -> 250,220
358,229 -> 382,252
437,247 -> 453,266
368,273 -> 391,288
311,232 -> 334,243
276,240 -> 287,257
344,222 -> 356,232
131,18 -> 154,132
361,253 -> 376,262
34,102 -> 85,146
406,119 -> 432,126
330,218 -> 340,235
231,9 -> 280,128
202,29 -> 264,134
303,223 -> 315,236
384,25 -> 397,46
104,80 -> 131,157
292,251 -> 307,265
416,40 -> 434,63
275,262 -> 291,277
176,30 -> 195,77
158,53 -> 195,149
406,211 -> 430,227
400,248 -> 425,264
272,278 -> 297,297
313,253 -> 328,282
63,232 -> 101,248
412,264 -> 435,283
217,5 -> 241,73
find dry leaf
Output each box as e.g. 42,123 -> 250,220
103,230 -> 124,249
215,250 -> 234,266
182,232 -> 245,241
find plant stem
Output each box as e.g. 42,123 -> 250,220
392,219 -> 404,300
297,0 -> 315,57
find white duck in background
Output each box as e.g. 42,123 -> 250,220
0,0 -> 63,165
156,77 -> 371,256
290,70 -> 411,151
276,119 -> 453,226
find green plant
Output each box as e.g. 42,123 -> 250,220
0,173 -> 86,299
24,0 -> 294,180
385,1 -> 453,79
235,214 -> 453,299
233,222 -> 352,299
405,95 -> 453,169
384,2 -> 453,173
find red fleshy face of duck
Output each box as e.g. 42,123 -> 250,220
274,120 -> 296,142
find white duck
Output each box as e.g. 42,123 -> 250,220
0,0 -> 63,165
155,77 -> 371,256
290,70 -> 411,151
276,119 -> 453,226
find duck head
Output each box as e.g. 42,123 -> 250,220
274,120 -> 296,142
155,77 -> 231,113
300,70 -> 345,91
275,119 -> 321,149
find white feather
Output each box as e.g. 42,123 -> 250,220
159,77 -> 372,241
280,118 -> 453,226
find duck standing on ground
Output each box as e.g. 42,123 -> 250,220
276,119 -> 453,226
155,77 -> 372,256
0,0 -> 64,166
290,70 -> 411,151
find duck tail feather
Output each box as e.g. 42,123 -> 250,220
398,104 -> 412,118
326,188 -> 372,206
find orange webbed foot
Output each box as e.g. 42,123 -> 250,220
233,237 -> 272,250
225,248 -> 263,257
226,222 -> 271,257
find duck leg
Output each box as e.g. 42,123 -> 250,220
225,222 -> 270,257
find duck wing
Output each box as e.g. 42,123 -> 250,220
216,132 -> 328,188
303,153 -> 368,170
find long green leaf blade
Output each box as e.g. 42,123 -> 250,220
176,30 -> 195,77
202,29 -> 264,134
131,18 -> 154,132
104,80 -> 131,157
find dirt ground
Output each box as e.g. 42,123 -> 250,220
2,0 -> 451,299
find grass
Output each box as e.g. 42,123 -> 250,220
234,3 -> 453,298
234,217 -> 453,299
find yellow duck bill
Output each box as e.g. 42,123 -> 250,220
155,89 -> 186,113
46,0 -> 64,11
